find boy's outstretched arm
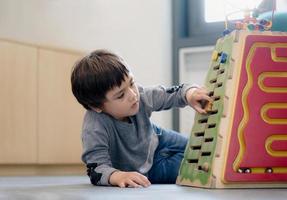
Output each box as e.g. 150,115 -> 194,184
185,87 -> 213,114
109,170 -> 151,188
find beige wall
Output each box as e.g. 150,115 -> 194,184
0,0 -> 172,128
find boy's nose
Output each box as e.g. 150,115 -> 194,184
128,88 -> 137,101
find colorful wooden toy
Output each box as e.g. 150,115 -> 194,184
177,30 -> 287,188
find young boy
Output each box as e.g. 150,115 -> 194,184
71,49 -> 212,188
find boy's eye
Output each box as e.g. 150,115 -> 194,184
130,81 -> 135,86
117,93 -> 124,99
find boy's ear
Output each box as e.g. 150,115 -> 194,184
92,107 -> 102,113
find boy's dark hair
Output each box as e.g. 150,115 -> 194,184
71,49 -> 130,110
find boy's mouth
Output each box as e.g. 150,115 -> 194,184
132,101 -> 139,108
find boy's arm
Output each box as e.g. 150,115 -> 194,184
82,127 -> 117,186
82,126 -> 151,187
141,84 -> 211,114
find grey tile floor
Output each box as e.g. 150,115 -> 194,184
0,176 -> 286,200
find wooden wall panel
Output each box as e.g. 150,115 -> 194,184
38,49 -> 84,164
0,41 -> 38,163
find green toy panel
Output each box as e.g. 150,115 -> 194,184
178,34 -> 235,186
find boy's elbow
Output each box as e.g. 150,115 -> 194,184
89,174 -> 102,186
86,163 -> 103,186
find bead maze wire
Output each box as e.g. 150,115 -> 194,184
223,0 -> 276,32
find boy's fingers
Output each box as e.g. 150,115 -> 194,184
194,105 -> 207,114
118,182 -> 126,188
141,175 -> 151,186
196,94 -> 213,105
193,91 -> 211,101
141,176 -> 151,187
202,94 -> 213,102
127,180 -> 140,188
133,175 -> 150,187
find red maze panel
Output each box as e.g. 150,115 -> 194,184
276,47 -> 287,57
271,140 -> 287,151
224,35 -> 287,182
264,76 -> 287,88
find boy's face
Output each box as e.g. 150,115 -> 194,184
99,74 -> 140,121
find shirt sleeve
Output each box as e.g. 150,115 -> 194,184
139,83 -> 198,116
81,123 -> 117,186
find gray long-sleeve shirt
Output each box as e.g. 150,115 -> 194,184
81,84 -> 194,185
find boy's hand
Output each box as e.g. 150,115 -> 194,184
186,87 -> 213,114
109,171 -> 151,188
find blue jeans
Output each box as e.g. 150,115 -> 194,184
148,124 -> 188,184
